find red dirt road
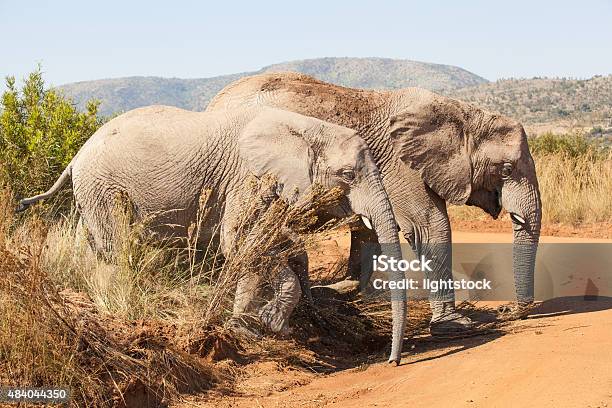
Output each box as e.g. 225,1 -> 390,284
220,299 -> 612,408
192,231 -> 612,408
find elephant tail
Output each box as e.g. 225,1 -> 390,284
16,162 -> 73,213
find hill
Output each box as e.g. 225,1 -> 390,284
58,57 -> 488,116
259,57 -> 486,92
58,59 -> 611,130
448,75 -> 612,127
57,73 -> 247,117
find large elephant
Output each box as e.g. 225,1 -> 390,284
17,105 -> 407,364
207,72 -> 542,331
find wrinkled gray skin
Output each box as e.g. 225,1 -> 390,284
17,105 -> 407,364
207,73 -> 542,328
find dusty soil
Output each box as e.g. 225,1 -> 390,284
451,217 -> 612,240
306,221 -> 612,282
192,298 -> 612,408
177,226 -> 612,408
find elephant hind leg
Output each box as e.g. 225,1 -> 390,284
75,216 -> 99,258
77,200 -> 123,262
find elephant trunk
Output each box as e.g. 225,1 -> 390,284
349,172 -> 406,365
502,170 -> 542,305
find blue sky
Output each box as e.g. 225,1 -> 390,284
1,0 -> 611,87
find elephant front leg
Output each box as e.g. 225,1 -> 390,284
394,192 -> 475,336
258,266 -> 302,336
227,272 -> 265,338
401,224 -> 475,336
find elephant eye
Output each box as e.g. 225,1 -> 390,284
501,163 -> 513,179
341,169 -> 356,181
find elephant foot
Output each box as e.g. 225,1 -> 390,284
259,302 -> 294,336
429,301 -> 475,337
430,314 -> 475,336
225,316 -> 263,340
497,301 -> 538,321
387,358 -> 401,366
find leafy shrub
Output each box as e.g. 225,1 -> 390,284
0,68 -> 103,212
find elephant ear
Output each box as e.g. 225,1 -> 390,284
238,118 -> 314,199
389,101 -> 472,205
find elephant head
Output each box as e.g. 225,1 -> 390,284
389,96 -> 541,305
239,109 -> 407,363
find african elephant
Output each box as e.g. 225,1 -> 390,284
17,105 -> 407,364
207,72 -> 542,332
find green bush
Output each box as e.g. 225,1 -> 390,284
0,68 -> 103,212
528,132 -> 608,160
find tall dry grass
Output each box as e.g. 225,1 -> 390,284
0,186 -> 218,406
535,151 -> 612,224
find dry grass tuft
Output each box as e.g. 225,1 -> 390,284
0,195 -> 218,406
535,151 -> 612,224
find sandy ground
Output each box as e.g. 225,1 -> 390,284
187,229 -> 612,408
451,218 -> 612,240
306,224 -> 612,284
206,299 -> 612,408
454,230 -> 612,243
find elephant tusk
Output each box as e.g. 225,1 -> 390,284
361,215 -> 373,230
510,213 -> 526,225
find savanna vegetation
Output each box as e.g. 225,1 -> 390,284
530,133 -> 611,224
449,75 -> 612,126
0,70 -> 609,405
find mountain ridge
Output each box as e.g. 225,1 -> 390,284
57,57 -> 611,130
58,57 -> 488,116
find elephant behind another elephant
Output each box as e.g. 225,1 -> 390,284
207,72 -> 542,331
